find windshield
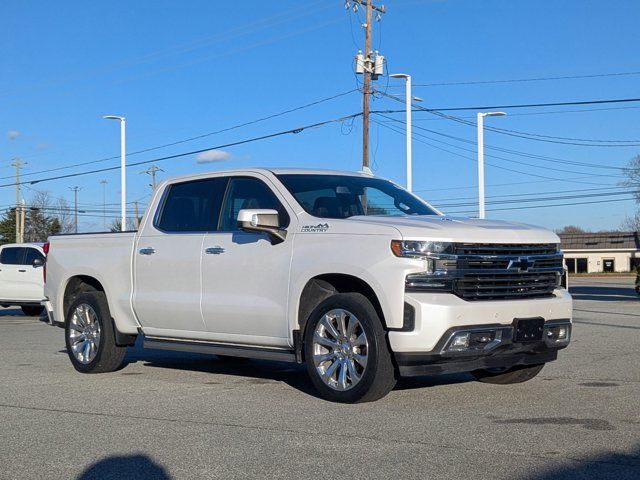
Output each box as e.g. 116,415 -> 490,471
277,174 -> 438,219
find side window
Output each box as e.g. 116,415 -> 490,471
219,177 -> 290,231
0,247 -> 25,265
24,248 -> 45,265
156,178 -> 227,232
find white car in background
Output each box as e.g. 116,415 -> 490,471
0,243 -> 46,316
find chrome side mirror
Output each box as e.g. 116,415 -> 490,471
32,258 -> 45,268
237,209 -> 287,245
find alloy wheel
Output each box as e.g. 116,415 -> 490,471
68,303 -> 101,364
312,309 -> 369,391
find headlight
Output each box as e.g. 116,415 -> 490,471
390,240 -> 451,258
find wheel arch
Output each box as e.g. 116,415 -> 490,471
62,275 -> 136,346
63,275 -> 106,319
297,273 -> 386,336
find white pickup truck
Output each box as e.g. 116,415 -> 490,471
43,168 -> 572,403
0,243 -> 46,316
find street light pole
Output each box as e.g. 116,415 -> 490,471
477,111 -> 506,219
389,73 -> 422,192
103,115 -> 126,231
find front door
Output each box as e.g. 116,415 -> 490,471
21,247 -> 45,301
603,258 -> 615,273
201,176 -> 294,347
133,177 -> 227,335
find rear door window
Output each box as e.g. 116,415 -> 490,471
0,247 -> 25,265
156,178 -> 228,232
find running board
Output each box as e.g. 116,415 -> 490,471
142,335 -> 297,362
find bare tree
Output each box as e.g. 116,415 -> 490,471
24,191 -> 61,242
621,154 -> 640,231
55,198 -> 75,233
109,218 -> 138,232
620,212 -> 640,232
556,225 -> 585,234
623,154 -> 640,198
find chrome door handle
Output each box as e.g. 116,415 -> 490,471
205,246 -> 225,255
139,247 -> 156,255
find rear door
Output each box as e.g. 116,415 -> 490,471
133,177 -> 228,335
0,247 -> 24,301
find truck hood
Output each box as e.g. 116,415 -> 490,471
347,215 -> 560,244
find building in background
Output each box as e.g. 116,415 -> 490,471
559,231 -> 640,274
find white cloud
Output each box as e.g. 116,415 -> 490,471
195,149 -> 232,164
7,130 -> 20,140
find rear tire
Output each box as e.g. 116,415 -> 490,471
21,305 -> 44,316
471,363 -> 545,384
304,293 -> 396,403
65,292 -> 126,374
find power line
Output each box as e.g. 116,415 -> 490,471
374,119 -> 622,187
3,88 -> 357,182
372,96 -> 640,112
375,112 -> 628,171
436,189 -> 640,209
446,197 -> 637,215
404,70 -> 640,87
425,185 -> 632,203
0,112 -> 362,189
378,91 -> 640,147
414,176 -> 622,193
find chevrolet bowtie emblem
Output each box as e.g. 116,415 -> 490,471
508,257 -> 535,272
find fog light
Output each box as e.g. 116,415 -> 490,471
469,331 -> 496,347
449,332 -> 470,351
546,324 -> 571,344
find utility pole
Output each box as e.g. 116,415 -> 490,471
349,0 -> 385,170
11,158 -> 25,243
141,165 -> 164,191
69,186 -> 81,233
133,201 -> 140,230
20,200 -> 26,243
100,180 -> 108,231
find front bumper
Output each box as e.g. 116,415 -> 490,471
388,288 -> 572,352
394,319 -> 570,376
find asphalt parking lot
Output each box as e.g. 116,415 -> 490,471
0,276 -> 638,479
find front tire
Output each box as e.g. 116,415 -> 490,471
65,292 -> 126,373
304,293 -> 396,403
21,305 -> 44,316
471,363 -> 545,384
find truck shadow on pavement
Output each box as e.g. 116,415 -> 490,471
77,454 -> 171,480
522,443 -> 640,480
122,340 -> 472,398
568,285 -> 638,302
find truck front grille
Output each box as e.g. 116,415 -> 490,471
406,243 -> 564,301
453,243 -> 562,301
453,243 -> 558,256
455,272 -> 560,300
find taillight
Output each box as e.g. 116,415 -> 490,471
43,241 -> 49,282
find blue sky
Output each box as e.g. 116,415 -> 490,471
2,0 -> 639,231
